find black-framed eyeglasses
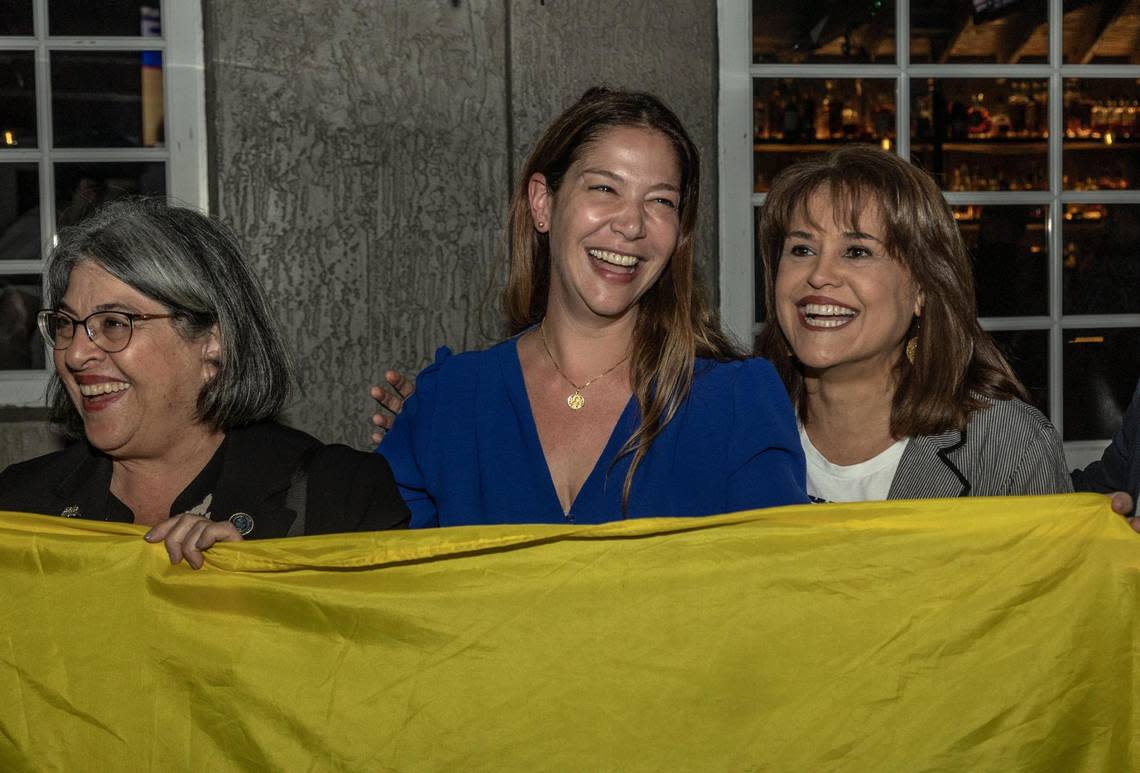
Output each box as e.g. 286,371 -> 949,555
36,309 -> 176,353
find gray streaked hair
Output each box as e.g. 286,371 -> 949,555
46,198 -> 292,434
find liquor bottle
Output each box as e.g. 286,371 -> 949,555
801,87 -> 816,142
949,100 -> 968,140
856,79 -> 872,139
1063,80 -> 1081,137
829,87 -> 845,139
842,79 -> 862,139
915,80 -> 934,139
1110,98 -> 1125,136
1008,82 -> 1028,136
1092,97 -> 1109,137
816,81 -> 833,140
783,81 -> 802,142
1031,82 -> 1048,137
872,92 -> 894,139
767,86 -> 784,140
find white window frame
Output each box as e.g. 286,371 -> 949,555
0,0 -> 208,407
718,0 -> 1140,468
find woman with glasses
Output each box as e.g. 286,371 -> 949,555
0,199 -> 409,568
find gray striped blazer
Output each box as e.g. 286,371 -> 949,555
887,397 -> 1072,499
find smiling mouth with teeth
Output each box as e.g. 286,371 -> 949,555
588,248 -> 640,271
801,302 -> 857,328
78,381 -> 131,397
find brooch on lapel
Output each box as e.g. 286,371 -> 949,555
61,505 -> 80,518
228,512 -> 255,536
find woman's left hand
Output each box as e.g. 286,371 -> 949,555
144,513 -> 243,569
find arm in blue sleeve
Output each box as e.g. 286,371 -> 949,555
726,359 -> 809,511
1071,379 -> 1140,503
375,348 -> 451,528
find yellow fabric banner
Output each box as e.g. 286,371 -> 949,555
1,494 -> 1137,771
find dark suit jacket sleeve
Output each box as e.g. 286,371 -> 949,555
1071,379 -> 1140,506
303,445 -> 411,534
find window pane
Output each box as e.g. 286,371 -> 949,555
1062,79 -> 1140,190
753,78 -> 896,192
1063,204 -> 1140,315
54,163 -> 164,227
1064,328 -> 1140,440
911,0 -> 1048,64
0,1 -> 33,35
753,1 -> 895,64
0,273 -> 45,371
910,77 -> 1048,191
989,329 -> 1048,415
51,51 -> 164,148
957,204 -> 1048,317
0,52 -> 37,148
0,163 -> 40,262
1063,1 -> 1140,64
49,1 -> 162,37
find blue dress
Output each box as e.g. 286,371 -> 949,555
377,337 -> 807,527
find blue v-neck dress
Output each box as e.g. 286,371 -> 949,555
377,337 -> 807,527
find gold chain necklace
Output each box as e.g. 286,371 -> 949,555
539,322 -> 629,411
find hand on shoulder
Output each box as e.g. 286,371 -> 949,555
369,369 -> 416,445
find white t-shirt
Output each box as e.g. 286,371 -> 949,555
799,425 -> 909,503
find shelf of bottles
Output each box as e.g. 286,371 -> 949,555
744,0 -> 1140,442
755,77 -> 1140,193
753,78 -> 897,192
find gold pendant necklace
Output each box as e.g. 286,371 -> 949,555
539,321 -> 629,411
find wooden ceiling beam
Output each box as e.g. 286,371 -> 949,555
936,16 -> 971,63
997,9 -> 1046,63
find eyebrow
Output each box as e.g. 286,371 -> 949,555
786,228 -> 883,244
842,230 -> 884,243
57,301 -> 142,314
580,167 -> 680,193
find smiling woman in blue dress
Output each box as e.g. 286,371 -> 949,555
375,88 -> 807,526
755,146 -> 1071,501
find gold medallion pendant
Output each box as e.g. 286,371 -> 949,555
540,321 -> 629,412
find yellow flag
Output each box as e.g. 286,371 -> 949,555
1,494 -> 1137,770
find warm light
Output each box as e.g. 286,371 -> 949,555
1105,132 -> 1114,145
1069,336 -> 1105,344
880,137 -> 891,151
2,131 -> 13,146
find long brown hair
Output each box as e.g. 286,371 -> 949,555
756,145 -> 1029,436
505,87 -> 742,506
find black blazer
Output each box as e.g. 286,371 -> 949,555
0,422 -> 409,538
1072,379 -> 1140,514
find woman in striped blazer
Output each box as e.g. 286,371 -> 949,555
755,146 -> 1071,503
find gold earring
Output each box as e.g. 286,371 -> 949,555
906,336 -> 918,364
536,220 -> 545,229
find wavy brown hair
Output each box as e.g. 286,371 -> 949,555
756,145 -> 1029,437
505,87 -> 743,506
